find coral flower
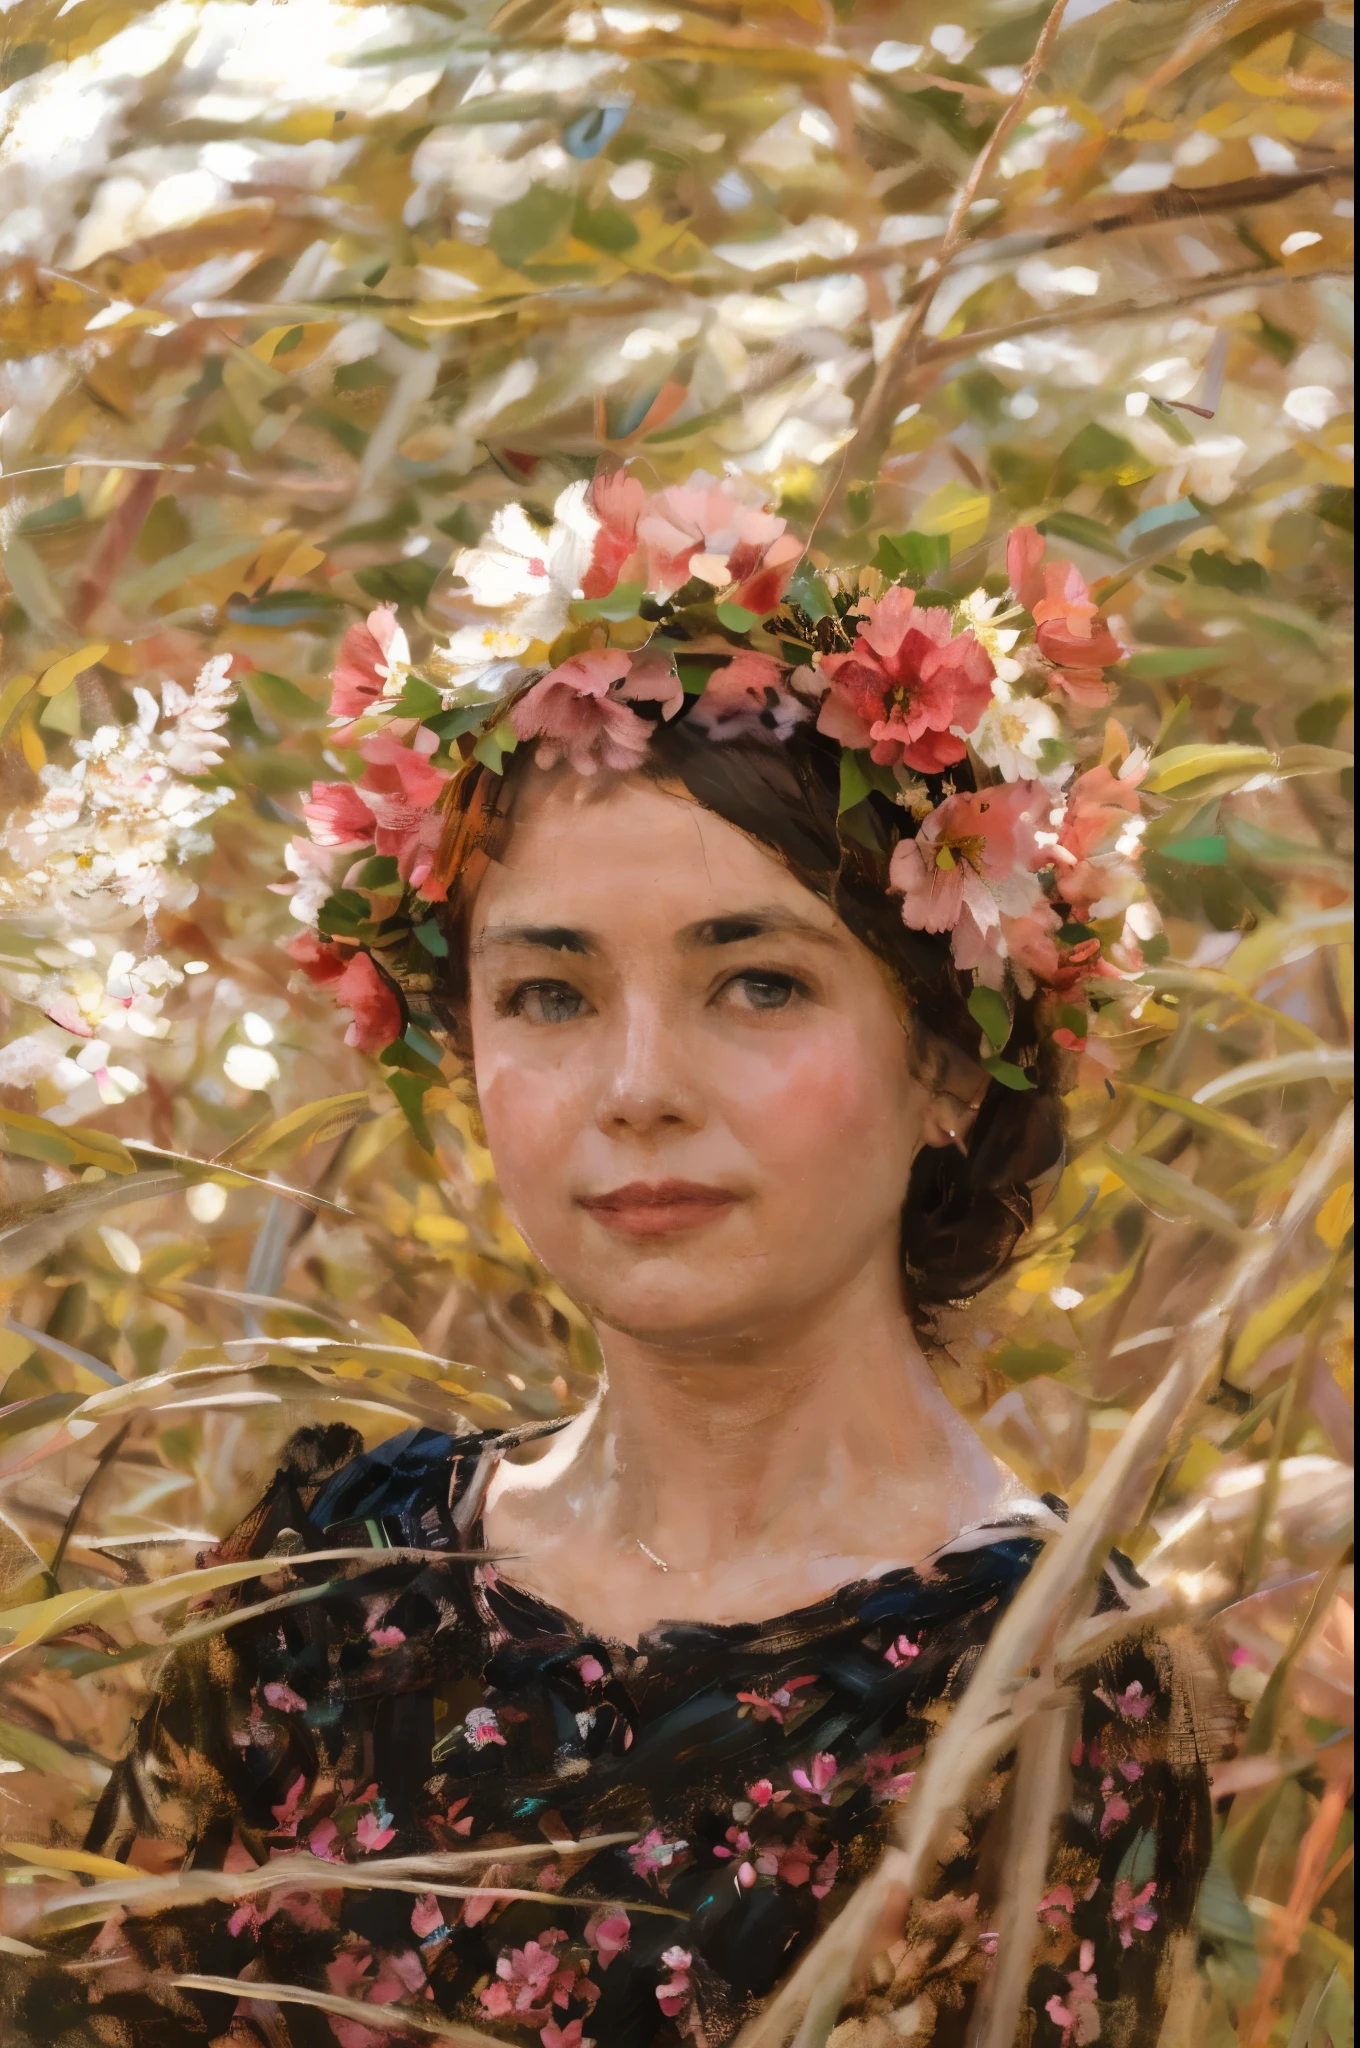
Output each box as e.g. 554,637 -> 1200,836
689,650 -> 807,741
582,470 -> 648,598
333,951 -> 402,1053
816,586 -> 995,772
511,648 -> 662,774
890,782 -> 1049,984
1054,751 -> 1147,921
287,930 -> 346,986
329,605 -> 411,721
353,726 -> 451,897
1008,527 -> 1124,703
637,470 -> 803,612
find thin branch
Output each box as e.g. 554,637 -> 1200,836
831,0 -> 1073,511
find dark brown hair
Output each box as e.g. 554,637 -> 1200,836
430,715 -> 1064,1311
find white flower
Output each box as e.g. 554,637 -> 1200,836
452,479 -> 600,644
276,835 -> 343,929
957,589 -> 1026,685
966,686 -> 1069,786
224,1042 -> 279,1091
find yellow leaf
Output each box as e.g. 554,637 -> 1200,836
1124,1081 -> 1278,1161
0,673 -> 36,742
1230,60 -> 1289,95
18,711 -> 46,772
1227,1265 -> 1331,1381
1100,1145 -> 1241,1236
224,1092 -> 371,1170
277,542 -> 326,580
1317,1183 -> 1354,1251
0,1841 -> 131,1882
1141,742 -> 1275,794
914,482 -> 991,552
36,643 -> 108,698
413,1212 -> 469,1252
1275,104 -> 1322,140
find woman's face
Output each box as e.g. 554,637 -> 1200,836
466,770 -> 950,1353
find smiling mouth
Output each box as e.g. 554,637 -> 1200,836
577,1180 -> 739,1237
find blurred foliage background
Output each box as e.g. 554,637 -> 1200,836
0,0 -> 1352,2039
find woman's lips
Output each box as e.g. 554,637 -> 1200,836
577,1180 -> 739,1237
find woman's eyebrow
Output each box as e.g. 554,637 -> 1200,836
681,909 -> 841,948
473,923 -> 594,955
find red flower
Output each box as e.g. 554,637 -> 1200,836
333,951 -> 402,1053
816,586 -> 995,771
287,931 -> 346,986
510,648 -> 652,775
582,470 -> 648,598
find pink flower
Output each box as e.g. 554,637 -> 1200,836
816,585 -> 994,772
271,1773 -> 308,1833
791,1752 -> 840,1803
510,648 -> 652,775
228,1900 -> 261,1938
332,951 -> 402,1054
368,1625 -> 405,1651
354,1810 -> 396,1854
479,1931 -> 574,2019
890,782 -> 1050,985
1008,527 -> 1123,699
353,725 -> 451,896
862,1751 -> 917,1803
411,1893 -> 446,1940
811,1843 -> 839,1899
746,1778 -> 783,1808
1111,1878 -> 1158,1948
303,780 -> 373,849
585,1908 -> 630,1968
735,1674 -> 817,1725
583,470 -> 648,597
637,471 -> 802,613
462,1707 -> 506,1750
884,1634 -> 920,1666
616,647 -> 685,721
1099,1776 -> 1131,1836
575,1654 -> 606,1685
263,1681 -> 307,1715
627,1828 -> 687,1879
655,1945 -> 693,2019
542,2024 -> 591,2048
308,1817 -> 342,1861
689,650 -> 808,742
330,605 -> 410,720
1038,1885 -> 1075,1928
1046,1940 -> 1101,2046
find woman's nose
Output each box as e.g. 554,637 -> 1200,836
597,995 -> 703,1138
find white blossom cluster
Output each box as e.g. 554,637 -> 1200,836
0,655 -> 236,924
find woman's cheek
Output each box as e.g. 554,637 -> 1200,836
724,1024 -> 905,1173
475,1048 -> 581,1215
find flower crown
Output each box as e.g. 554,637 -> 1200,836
284,469 -> 1152,1117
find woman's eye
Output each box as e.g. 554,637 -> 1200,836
722,970 -> 803,1013
506,981 -> 588,1025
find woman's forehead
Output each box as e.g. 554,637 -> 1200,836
472,769 -> 841,936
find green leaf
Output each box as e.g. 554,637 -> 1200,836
384,1071 -> 435,1153
490,184 -> 574,268
355,556 -> 438,606
1160,834 -> 1227,865
967,985 -> 1012,1053
393,676 -> 444,720
412,919 -> 449,958
570,582 -> 644,623
1123,1081 -> 1278,1160
573,199 -> 639,253
226,1093 -> 371,1170
1190,549 -> 1268,595
838,751 -> 871,814
246,671 -> 326,723
1125,647 -> 1231,680
785,561 -> 833,622
357,854 -> 400,888
715,600 -> 763,632
994,1338 -> 1072,1384
0,1110 -> 135,1177
1100,1145 -> 1241,1236
982,1056 -> 1035,1092
1034,509 -> 1126,559
1053,423 -> 1153,487
873,530 -> 950,585
472,720 -> 518,773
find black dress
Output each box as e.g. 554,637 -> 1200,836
25,1423 -> 1215,2048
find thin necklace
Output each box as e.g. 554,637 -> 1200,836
635,1537 -> 670,1572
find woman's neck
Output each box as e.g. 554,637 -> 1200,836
486,1244 -> 1018,1631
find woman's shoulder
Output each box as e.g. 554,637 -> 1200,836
209,1419 -> 502,1565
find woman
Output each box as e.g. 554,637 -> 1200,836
44,483 -> 1212,2046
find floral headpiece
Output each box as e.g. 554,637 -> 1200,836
285,469 -> 1153,1108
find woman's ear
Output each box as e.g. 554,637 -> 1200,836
915,1029 -> 989,1157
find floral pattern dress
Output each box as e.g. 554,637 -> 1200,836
19,1423 -> 1217,2048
